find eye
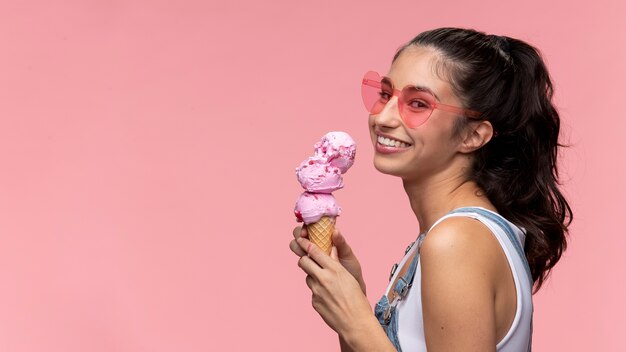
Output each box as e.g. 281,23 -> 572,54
407,99 -> 430,110
378,90 -> 392,102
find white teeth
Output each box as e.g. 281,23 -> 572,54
377,135 -> 410,148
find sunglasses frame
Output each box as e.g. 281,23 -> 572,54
361,71 -> 482,128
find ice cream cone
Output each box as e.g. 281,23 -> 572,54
306,216 -> 335,255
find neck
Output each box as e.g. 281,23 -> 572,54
402,171 -> 494,232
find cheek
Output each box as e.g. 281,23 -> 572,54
367,114 -> 376,127
368,115 -> 377,137
413,114 -> 455,142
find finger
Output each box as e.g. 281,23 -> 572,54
292,226 -> 302,239
293,225 -> 308,239
289,239 -> 306,257
297,237 -> 335,269
297,253 -> 322,277
332,229 -> 354,257
305,275 -> 315,289
296,236 -> 312,255
330,246 -> 338,261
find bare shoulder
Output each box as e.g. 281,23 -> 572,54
420,215 -> 503,277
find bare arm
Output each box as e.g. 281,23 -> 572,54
419,217 -> 501,352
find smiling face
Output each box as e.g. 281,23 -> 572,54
369,45 -> 470,182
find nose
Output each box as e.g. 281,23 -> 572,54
372,95 -> 403,128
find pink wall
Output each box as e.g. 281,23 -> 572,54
1,0 -> 624,350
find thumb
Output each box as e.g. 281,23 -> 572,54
332,230 -> 352,257
332,229 -> 345,247
330,246 -> 338,261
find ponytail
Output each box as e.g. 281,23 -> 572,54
475,38 -> 572,292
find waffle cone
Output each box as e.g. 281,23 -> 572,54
306,216 -> 335,255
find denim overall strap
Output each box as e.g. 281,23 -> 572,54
393,233 -> 425,300
374,295 -> 402,350
374,232 -> 426,351
449,207 -> 534,351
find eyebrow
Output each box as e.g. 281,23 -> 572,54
382,76 -> 442,102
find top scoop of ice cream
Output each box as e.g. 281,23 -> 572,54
294,192 -> 341,224
296,156 -> 343,193
314,131 -> 356,174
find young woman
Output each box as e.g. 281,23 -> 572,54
289,27 -> 572,351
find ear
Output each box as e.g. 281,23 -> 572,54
458,120 -> 494,154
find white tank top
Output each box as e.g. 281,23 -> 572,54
385,208 -> 533,351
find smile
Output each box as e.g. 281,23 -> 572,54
377,135 -> 411,148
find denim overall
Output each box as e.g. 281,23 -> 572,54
374,207 -> 534,351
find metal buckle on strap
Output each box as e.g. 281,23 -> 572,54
388,263 -> 398,282
383,306 -> 393,324
395,277 -> 410,298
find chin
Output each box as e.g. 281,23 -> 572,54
372,155 -> 406,177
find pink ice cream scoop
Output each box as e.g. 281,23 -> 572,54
294,192 -> 341,225
314,131 -> 357,174
296,156 -> 343,193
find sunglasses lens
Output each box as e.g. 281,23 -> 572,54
361,71 -> 434,128
361,71 -> 385,114
400,88 -> 433,128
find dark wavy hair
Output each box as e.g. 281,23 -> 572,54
393,28 -> 572,293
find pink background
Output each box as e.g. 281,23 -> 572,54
1,0 -> 624,350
